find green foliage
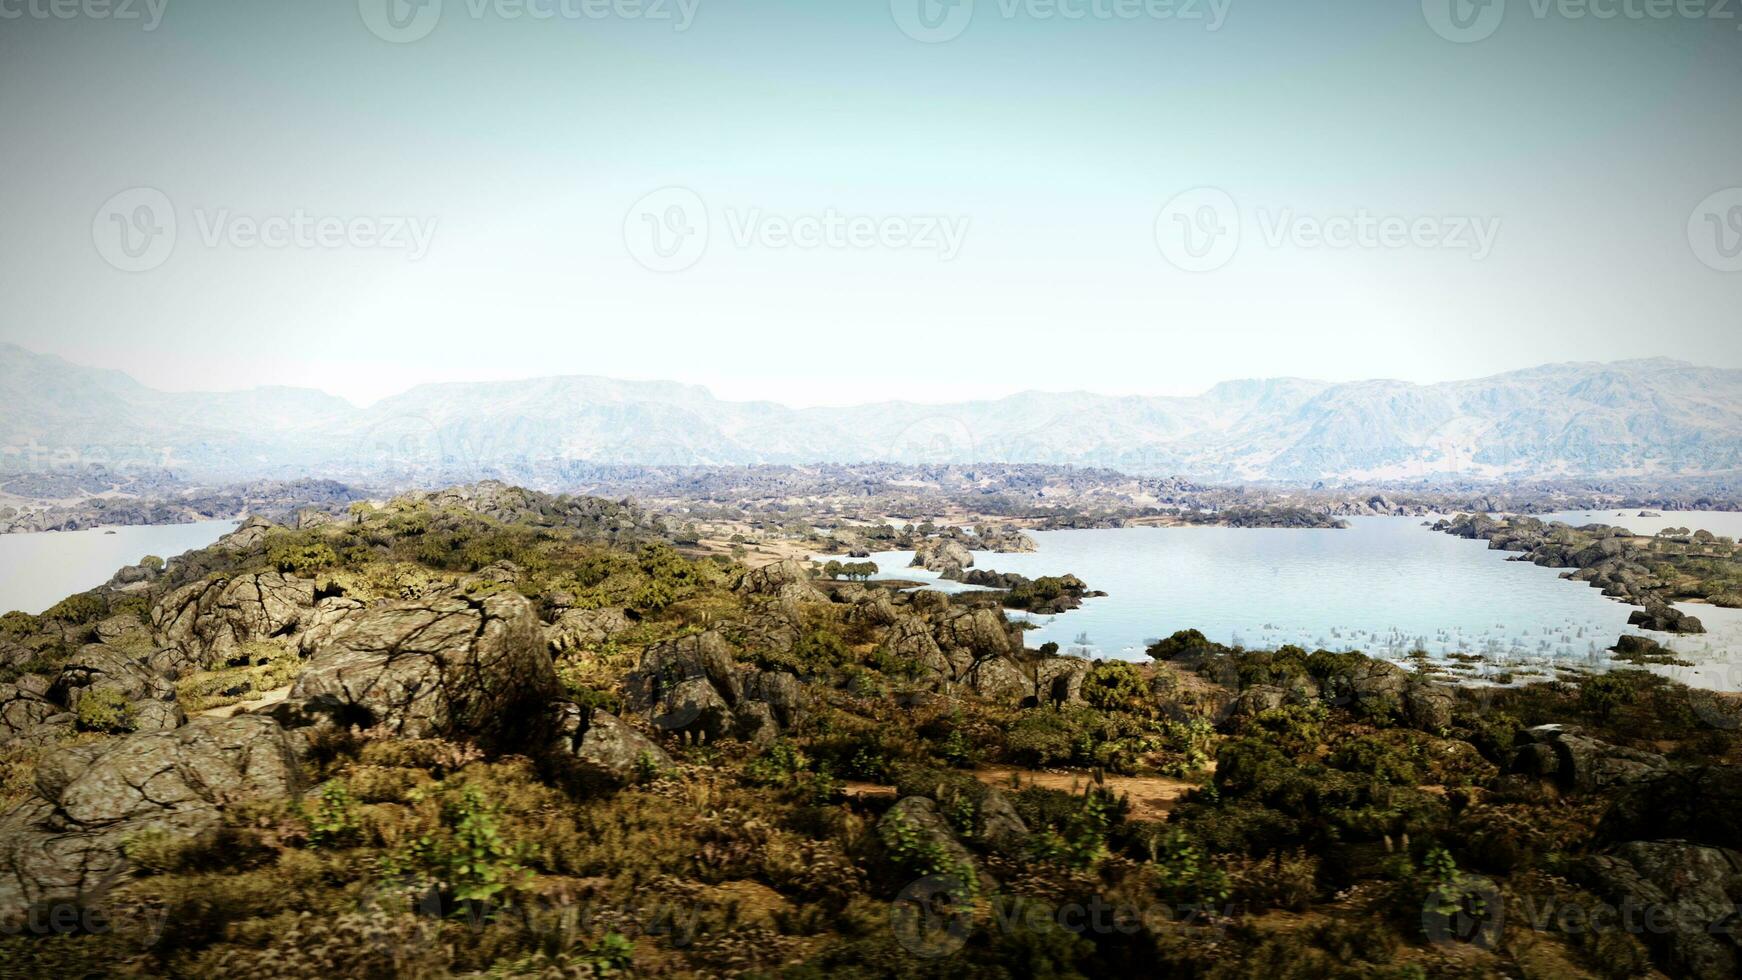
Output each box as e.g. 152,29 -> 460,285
42,591 -> 107,626
1146,628 -> 1215,660
306,783 -> 361,847
1146,826 -> 1232,908
878,809 -> 978,898
1024,788 -> 1115,869
1080,660 -> 1149,713
74,686 -> 134,733
384,783 -> 528,911
266,536 -> 340,576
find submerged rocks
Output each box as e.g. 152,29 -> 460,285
1627,600 -> 1705,634
289,590 -> 556,749
0,714 -> 303,920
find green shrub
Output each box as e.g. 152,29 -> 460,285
74,686 -> 134,733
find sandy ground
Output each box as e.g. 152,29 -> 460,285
200,684 -> 291,719
843,766 -> 1200,822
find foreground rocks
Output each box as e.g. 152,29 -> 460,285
1581,840 -> 1742,979
289,590 -> 556,749
0,715 -> 303,920
547,702 -> 670,783
150,571 -> 319,668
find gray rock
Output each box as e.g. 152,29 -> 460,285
1510,725 -> 1669,793
51,646 -> 184,733
289,590 -> 556,749
737,560 -> 825,603
0,715 -> 302,919
1582,840 -> 1742,980
976,786 -> 1029,853
151,571 -> 318,668
546,607 -> 634,653
548,702 -> 669,783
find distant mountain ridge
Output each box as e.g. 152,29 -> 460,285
2,344 -> 1739,484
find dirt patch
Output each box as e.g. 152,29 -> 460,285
972,766 -> 1199,822
200,684 -> 291,719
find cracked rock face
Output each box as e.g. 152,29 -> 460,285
1582,840 -> 1742,979
151,572 -> 318,668
51,646 -> 185,734
0,714 -> 303,919
0,684 -> 68,745
548,702 -> 670,783
736,560 -> 826,603
624,631 -> 804,742
288,590 -> 556,749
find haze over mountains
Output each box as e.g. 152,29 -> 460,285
3,344 -> 1739,485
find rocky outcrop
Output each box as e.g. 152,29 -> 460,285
151,571 -> 318,668
51,646 -> 185,733
546,607 -> 634,653
879,797 -> 983,887
1627,600 -> 1705,634
0,683 -> 68,745
876,616 -> 952,682
736,560 -> 825,604
547,702 -> 670,783
910,538 -> 974,578
0,715 -> 303,920
1508,725 -> 1669,793
289,590 -> 556,749
624,631 -> 804,744
1581,841 -> 1742,979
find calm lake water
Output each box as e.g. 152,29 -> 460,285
848,515 -> 1742,690
0,521 -> 234,615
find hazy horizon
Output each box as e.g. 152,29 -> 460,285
3,0 -> 1740,407
6,341 -> 1731,411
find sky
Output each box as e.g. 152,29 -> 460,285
1,0 -> 1739,408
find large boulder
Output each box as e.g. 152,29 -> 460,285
289,590 -> 556,749
547,702 -> 670,784
876,616 -> 952,682
1508,725 -> 1669,793
1581,840 -> 1742,979
0,684 -> 67,745
737,560 -> 826,603
51,646 -> 185,733
0,715 -> 303,920
546,607 -> 634,653
1628,600 -> 1705,634
910,538 -> 974,578
624,631 -> 803,743
879,797 -> 982,887
151,572 -> 318,668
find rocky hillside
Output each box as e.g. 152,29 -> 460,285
2,482 -> 1741,977
7,345 -> 1740,483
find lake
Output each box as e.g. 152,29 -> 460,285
846,515 -> 1742,691
0,521 -> 235,615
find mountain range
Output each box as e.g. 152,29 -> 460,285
3,343 -> 1739,485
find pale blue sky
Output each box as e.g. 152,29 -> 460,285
1,0 -> 1738,406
